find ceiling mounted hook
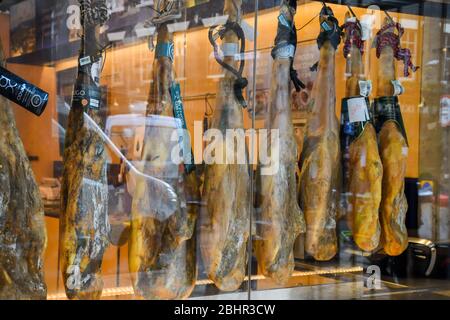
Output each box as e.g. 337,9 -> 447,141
384,10 -> 395,23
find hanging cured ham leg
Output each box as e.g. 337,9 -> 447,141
298,5 -> 341,261
374,17 -> 418,256
255,0 -> 305,284
200,0 -> 250,291
60,0 -> 110,300
341,13 -> 382,252
129,2 -> 199,299
0,36 -> 47,300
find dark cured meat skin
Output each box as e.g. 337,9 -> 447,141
60,25 -> 109,300
342,16 -> 382,252
254,2 -> 305,285
129,24 -> 199,300
376,19 -> 408,257
200,0 -> 250,292
346,126 -> 382,251
299,37 -> 341,261
0,40 -> 47,300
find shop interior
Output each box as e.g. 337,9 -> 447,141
0,0 -> 448,299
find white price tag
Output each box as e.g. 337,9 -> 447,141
440,96 -> 450,127
360,14 -> 375,41
402,147 -> 409,156
90,98 -> 100,108
275,45 -> 295,59
348,97 -> 370,123
221,43 -> 238,57
79,56 -> 92,66
359,80 -> 372,97
391,80 -> 404,96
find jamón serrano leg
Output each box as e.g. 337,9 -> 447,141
0,37 -> 47,300
129,22 -> 199,299
298,6 -> 341,261
60,1 -> 110,300
255,0 -> 305,284
374,18 -> 413,256
200,0 -> 250,291
341,14 -> 382,252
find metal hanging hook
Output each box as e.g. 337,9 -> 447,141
384,10 -> 395,23
346,4 -> 361,28
346,4 -> 357,19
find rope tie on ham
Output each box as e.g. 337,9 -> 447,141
375,22 -> 419,77
78,0 -> 109,27
77,0 -> 111,56
342,21 -> 364,59
146,0 -> 183,26
76,0 -> 111,110
143,0 -> 183,51
208,20 -> 248,108
271,0 -> 305,91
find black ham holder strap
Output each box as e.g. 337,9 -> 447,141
375,22 -> 419,77
271,0 -> 305,91
317,5 -> 342,51
311,5 -> 342,71
208,20 -> 248,108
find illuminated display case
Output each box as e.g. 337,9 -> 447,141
0,0 -> 448,300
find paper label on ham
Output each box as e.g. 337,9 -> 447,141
360,15 -> 375,41
391,80 -> 405,96
359,80 -> 372,97
221,43 -> 239,57
348,97 -> 370,123
79,56 -> 92,66
274,44 -> 295,59
440,96 -> 450,127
